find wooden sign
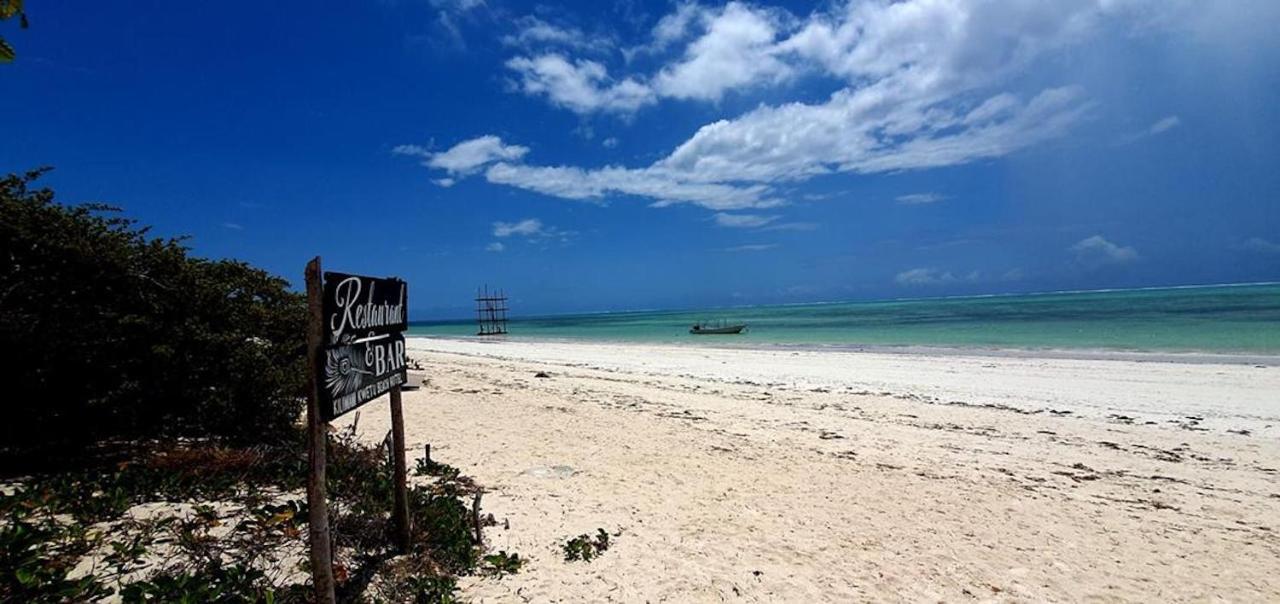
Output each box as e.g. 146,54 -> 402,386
304,260 -> 414,604
318,272 -> 408,421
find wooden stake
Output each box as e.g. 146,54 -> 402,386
304,257 -> 336,604
471,492 -> 484,547
390,385 -> 411,552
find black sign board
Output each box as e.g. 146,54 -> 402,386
318,272 -> 408,421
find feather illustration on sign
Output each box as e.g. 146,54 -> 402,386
325,346 -> 370,399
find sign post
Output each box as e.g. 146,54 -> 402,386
304,257 -> 336,604
389,386 -> 410,551
305,261 -> 413,601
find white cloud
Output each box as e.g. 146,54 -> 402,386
492,218 -> 544,237
485,241 -> 505,252
408,1 -> 1195,210
713,213 -> 778,228
760,222 -> 818,232
723,243 -> 778,252
652,3 -> 793,101
506,55 -> 655,115
602,137 -> 619,148
1070,235 -> 1138,266
894,268 -> 979,286
428,0 -> 488,50
896,193 -> 946,205
492,218 -> 575,243
483,162 -> 779,209
1241,237 -> 1280,254
397,136 -> 529,176
502,16 -> 613,54
434,177 -> 456,188
391,144 -> 432,157
656,85 -> 1090,183
448,84 -> 1086,209
1149,115 -> 1181,135
222,222 -> 244,230
643,2 -> 704,56
1118,114 -> 1182,144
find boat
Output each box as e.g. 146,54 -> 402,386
689,320 -> 747,335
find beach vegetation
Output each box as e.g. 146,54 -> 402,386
0,0 -> 26,63
0,169 -> 508,601
0,426 -> 499,601
1,168 -> 307,460
562,528 -> 612,562
481,550 -> 524,577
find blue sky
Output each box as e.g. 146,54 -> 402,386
3,1 -> 1278,318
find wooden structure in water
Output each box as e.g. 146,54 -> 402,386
475,285 -> 509,336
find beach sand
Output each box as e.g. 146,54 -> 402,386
336,338 -> 1280,602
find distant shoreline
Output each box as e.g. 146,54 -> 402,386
407,335 -> 1280,366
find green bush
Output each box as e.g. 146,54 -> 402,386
563,529 -> 612,562
0,169 -> 307,457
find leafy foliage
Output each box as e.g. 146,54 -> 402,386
0,435 -> 500,602
481,550 -> 524,577
0,507 -> 112,602
118,564 -> 274,603
563,528 -> 613,562
0,0 -> 26,63
0,169 -> 308,458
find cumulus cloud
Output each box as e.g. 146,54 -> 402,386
404,1 -> 1195,210
713,213 -> 779,228
896,193 -> 947,205
483,162 -> 779,210
509,0 -> 1123,116
506,55 -> 655,115
423,83 -> 1086,209
652,3 -> 793,101
395,136 -> 529,176
1070,235 -> 1139,266
485,241 -> 505,252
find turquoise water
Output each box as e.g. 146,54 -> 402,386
408,284 -> 1280,353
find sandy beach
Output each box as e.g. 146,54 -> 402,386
336,338 -> 1280,602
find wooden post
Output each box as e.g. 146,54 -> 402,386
389,385 -> 411,552
470,492 -> 484,547
305,257 -> 336,604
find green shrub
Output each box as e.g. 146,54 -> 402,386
0,169 -> 307,457
118,564 -> 274,603
563,528 -> 612,562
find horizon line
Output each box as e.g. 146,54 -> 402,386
408,280 -> 1280,324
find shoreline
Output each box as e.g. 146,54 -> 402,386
406,337 -> 1280,439
407,334 -> 1280,366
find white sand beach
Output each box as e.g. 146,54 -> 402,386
337,338 -> 1280,602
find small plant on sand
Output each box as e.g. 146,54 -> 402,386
481,551 -> 524,577
562,528 -> 613,562
414,456 -> 460,481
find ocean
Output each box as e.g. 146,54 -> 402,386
408,283 -> 1280,354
